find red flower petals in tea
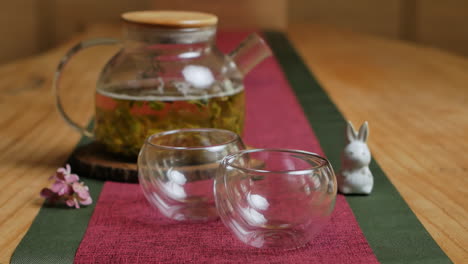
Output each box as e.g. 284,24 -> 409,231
40,164 -> 92,208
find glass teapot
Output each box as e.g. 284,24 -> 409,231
54,11 -> 271,157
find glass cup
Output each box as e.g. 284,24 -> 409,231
138,128 -> 245,221
214,149 -> 337,249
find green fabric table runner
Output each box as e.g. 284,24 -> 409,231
11,31 -> 451,264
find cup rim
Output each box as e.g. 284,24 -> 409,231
222,148 -> 330,175
145,128 -> 241,150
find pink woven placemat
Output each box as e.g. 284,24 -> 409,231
74,32 -> 378,264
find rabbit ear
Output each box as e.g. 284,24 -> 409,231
358,121 -> 369,142
346,121 -> 358,141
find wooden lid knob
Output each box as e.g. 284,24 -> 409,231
122,11 -> 218,28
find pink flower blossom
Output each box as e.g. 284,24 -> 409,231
50,180 -> 72,196
66,197 -> 79,208
72,182 -> 93,206
40,188 -> 59,202
53,164 -> 79,183
55,164 -> 71,180
40,164 -> 92,209
65,199 -> 74,207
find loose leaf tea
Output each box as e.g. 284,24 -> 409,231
94,83 -> 245,157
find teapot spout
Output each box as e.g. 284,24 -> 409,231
229,33 -> 272,76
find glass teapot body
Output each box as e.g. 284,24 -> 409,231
95,25 -> 246,156
54,11 -> 271,157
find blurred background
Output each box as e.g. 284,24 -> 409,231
1,0 -> 468,64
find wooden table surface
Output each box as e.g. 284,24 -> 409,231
1,24 -> 467,263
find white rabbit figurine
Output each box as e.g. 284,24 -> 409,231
338,121 -> 374,195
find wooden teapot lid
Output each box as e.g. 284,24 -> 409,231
122,11 -> 218,28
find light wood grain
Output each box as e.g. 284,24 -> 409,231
121,10 -> 217,27
0,23 -> 467,263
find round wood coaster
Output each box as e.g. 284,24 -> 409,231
69,143 -> 139,182
69,143 -> 263,183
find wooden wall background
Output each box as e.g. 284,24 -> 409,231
1,0 -> 468,64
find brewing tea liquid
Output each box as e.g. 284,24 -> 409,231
94,81 -> 245,156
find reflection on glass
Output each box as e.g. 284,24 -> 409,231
162,169 -> 187,200
215,149 -> 337,249
138,128 -> 245,222
182,65 -> 214,89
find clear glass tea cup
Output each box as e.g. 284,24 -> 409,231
214,149 -> 337,249
138,128 -> 245,221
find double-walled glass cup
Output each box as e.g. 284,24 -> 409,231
138,128 -> 245,221
215,149 -> 337,249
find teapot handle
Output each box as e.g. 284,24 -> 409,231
53,38 -> 120,138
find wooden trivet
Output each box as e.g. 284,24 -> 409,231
69,142 -> 139,182
69,142 -> 262,183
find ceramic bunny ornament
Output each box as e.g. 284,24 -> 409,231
338,121 -> 374,195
